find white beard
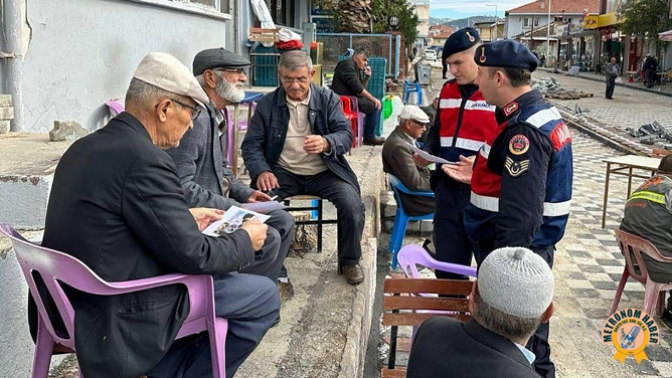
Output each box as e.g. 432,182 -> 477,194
217,76 -> 245,104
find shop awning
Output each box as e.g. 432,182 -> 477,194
659,30 -> 672,42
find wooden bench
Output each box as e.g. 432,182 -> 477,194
381,278 -> 474,378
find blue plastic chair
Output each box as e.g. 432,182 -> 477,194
387,174 -> 435,268
403,80 -> 423,105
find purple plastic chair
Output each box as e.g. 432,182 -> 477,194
397,244 -> 477,279
0,223 -> 228,378
105,99 -> 124,117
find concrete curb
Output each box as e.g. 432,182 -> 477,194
0,174 -> 53,228
538,67 -> 672,98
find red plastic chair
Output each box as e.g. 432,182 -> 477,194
610,228 -> 672,316
0,223 -> 228,378
339,96 -> 359,149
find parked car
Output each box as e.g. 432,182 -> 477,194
424,50 -> 437,62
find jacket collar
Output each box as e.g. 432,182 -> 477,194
496,89 -> 542,124
274,84 -> 323,111
463,319 -> 536,370
115,112 -> 154,142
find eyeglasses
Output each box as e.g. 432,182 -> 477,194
171,98 -> 201,121
215,68 -> 248,75
280,76 -> 310,84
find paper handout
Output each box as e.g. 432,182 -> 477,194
202,206 -> 271,237
240,201 -> 287,213
408,143 -> 459,165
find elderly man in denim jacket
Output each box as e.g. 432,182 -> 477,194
242,51 -> 366,285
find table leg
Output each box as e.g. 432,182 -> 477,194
602,163 -> 611,229
627,167 -> 633,198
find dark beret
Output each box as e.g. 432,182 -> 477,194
192,48 -> 251,76
442,27 -> 480,61
474,40 -> 538,73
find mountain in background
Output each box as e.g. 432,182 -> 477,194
429,17 -> 452,25
442,16 -> 496,30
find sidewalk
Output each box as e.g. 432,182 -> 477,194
375,65 -> 672,378
538,68 -> 672,98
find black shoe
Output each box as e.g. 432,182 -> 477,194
661,309 -> 672,330
363,136 -> 386,146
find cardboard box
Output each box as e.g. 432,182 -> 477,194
312,64 -> 322,86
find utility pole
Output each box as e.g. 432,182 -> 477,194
486,4 -> 498,41
546,0 -> 552,62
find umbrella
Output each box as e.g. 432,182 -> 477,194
659,30 -> 672,42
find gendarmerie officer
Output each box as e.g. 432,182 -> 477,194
444,40 -> 573,378
415,27 -> 499,279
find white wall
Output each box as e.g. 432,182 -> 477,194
19,0 -> 230,133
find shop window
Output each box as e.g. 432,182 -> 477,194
534,18 -> 539,27
265,0 -> 296,27
523,18 -> 530,27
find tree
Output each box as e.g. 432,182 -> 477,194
619,0 -> 672,55
337,0 -> 373,33
370,0 -> 419,47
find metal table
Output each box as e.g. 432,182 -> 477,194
601,155 -> 661,228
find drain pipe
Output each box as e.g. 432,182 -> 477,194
2,0 -> 25,132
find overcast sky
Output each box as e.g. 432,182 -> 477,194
430,0 -> 531,19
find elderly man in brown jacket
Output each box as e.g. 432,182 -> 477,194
382,105 -> 436,216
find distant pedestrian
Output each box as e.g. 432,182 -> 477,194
605,56 -> 620,99
643,54 -> 658,88
540,54 -> 546,67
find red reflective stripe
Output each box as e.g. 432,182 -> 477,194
549,122 -> 572,151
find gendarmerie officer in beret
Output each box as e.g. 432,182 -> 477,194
166,48 -> 296,302
445,40 -> 573,378
414,27 -> 499,280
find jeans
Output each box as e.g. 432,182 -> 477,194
605,76 -> 616,98
363,108 -> 382,139
272,167 -> 365,264
148,273 -> 280,378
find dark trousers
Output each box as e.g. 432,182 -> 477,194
148,273 -> 280,378
433,182 -> 472,280
273,167 -> 364,264
261,209 -> 295,280
363,108 -> 382,139
646,69 -> 657,88
442,62 -> 448,78
605,76 -> 616,99
473,244 -> 556,378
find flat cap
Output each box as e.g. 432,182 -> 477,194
399,105 -> 431,124
474,40 -> 538,72
133,52 -> 209,108
442,27 -> 480,61
193,48 -> 251,76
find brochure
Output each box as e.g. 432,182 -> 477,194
202,206 -> 271,237
240,201 -> 287,213
408,143 -> 459,165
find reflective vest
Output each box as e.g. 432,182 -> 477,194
437,80 -> 499,163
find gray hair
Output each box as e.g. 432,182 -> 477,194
353,47 -> 369,58
278,51 -> 313,72
473,296 -> 541,343
195,74 -> 206,88
124,78 -> 185,112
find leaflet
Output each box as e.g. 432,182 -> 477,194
240,201 -> 287,213
202,206 -> 271,237
408,143 -> 459,165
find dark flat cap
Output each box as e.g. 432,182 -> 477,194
192,48 -> 251,76
474,40 -> 538,72
442,27 -> 480,61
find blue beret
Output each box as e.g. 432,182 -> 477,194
474,40 -> 538,72
442,27 -> 480,61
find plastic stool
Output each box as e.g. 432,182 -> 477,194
404,80 -> 422,105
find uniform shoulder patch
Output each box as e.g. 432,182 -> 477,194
505,156 -> 530,177
509,134 -> 530,155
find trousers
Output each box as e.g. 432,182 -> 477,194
248,208 -> 294,280
433,181 -> 472,280
148,272 -> 280,378
273,167 -> 365,264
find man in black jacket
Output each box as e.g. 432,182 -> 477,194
241,51 -> 366,285
407,247 -> 555,378
331,47 -> 386,145
39,52 -> 279,378
643,54 -> 658,88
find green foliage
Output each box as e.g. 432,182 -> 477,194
371,0 -> 419,47
619,0 -> 672,53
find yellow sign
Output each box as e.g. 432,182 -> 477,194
597,12 -> 625,28
584,15 -> 599,30
601,308 -> 659,364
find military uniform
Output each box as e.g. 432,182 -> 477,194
464,40 -> 573,378
424,28 -> 499,279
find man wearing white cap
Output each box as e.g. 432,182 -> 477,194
407,247 -> 555,377
38,52 -> 280,378
382,105 -> 435,216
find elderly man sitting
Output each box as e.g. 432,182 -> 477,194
241,50 -> 366,285
407,247 -> 555,378
382,104 -> 435,216
36,53 -> 279,378
165,47 -> 296,301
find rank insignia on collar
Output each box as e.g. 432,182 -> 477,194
466,32 -> 475,42
505,156 -> 530,177
479,46 -> 486,63
503,102 -> 519,117
509,134 -> 530,155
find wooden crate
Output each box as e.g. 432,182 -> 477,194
249,28 -> 280,43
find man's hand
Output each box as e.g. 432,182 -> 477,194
256,171 -> 279,192
239,219 -> 268,252
442,155 -> 476,184
364,66 -> 372,77
303,135 -> 330,154
372,98 -> 382,110
189,208 -> 224,232
413,153 -> 430,168
247,190 -> 272,203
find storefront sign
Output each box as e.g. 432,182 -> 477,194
597,13 -> 624,28
584,15 -> 599,30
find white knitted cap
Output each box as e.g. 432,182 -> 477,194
478,247 -> 554,319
